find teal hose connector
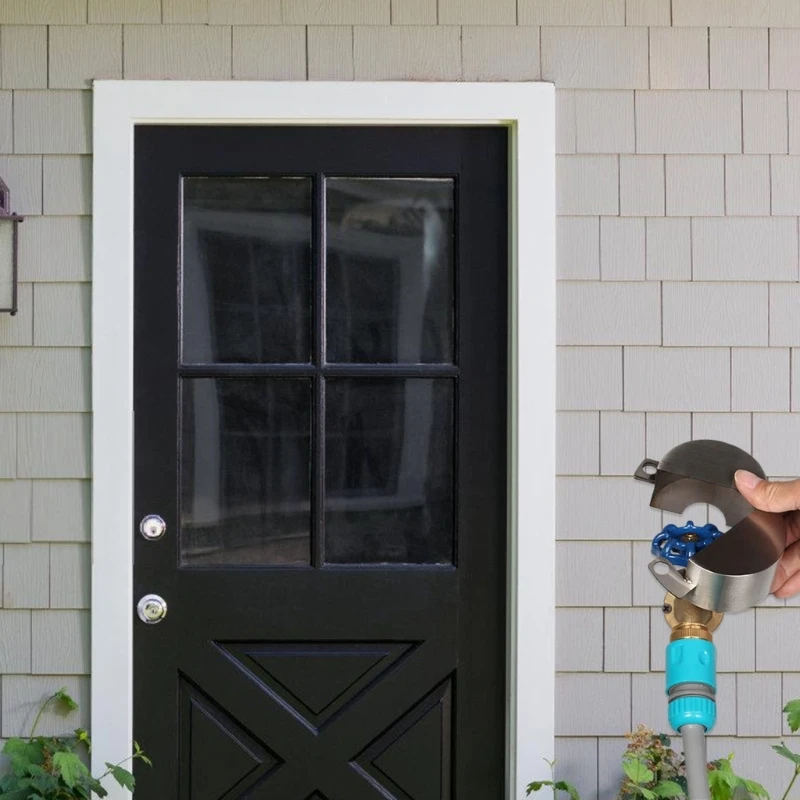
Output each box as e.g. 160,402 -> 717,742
665,638 -> 717,733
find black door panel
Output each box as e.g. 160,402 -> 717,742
133,126 -> 507,799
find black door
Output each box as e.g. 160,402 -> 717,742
133,126 -> 508,800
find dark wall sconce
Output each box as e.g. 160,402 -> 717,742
0,176 -> 24,316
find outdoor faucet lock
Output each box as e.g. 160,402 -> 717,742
635,440 -> 785,799
635,439 -> 785,613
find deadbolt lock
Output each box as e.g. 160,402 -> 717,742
137,594 -> 168,624
139,514 -> 166,541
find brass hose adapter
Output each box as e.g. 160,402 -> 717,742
663,592 -> 723,642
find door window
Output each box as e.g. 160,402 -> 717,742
182,177 -> 313,364
326,178 -> 454,364
179,177 -> 456,567
180,378 -> 312,566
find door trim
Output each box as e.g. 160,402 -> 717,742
91,80 -> 555,800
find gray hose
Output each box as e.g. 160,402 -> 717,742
682,724 -> 711,800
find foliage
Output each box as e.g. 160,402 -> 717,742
0,688 -> 150,800
771,700 -> 800,800
527,717 -> 796,800
616,728 -> 767,800
706,754 -> 768,800
527,759 -> 581,800
617,726 -> 686,800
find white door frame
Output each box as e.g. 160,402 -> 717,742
91,80 -> 555,800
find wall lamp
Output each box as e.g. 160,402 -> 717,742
0,176 -> 24,316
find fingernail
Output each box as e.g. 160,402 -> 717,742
735,470 -> 762,489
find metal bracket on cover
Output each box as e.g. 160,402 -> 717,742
649,558 -> 695,599
634,458 -> 659,484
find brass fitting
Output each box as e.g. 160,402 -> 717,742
662,592 -> 723,642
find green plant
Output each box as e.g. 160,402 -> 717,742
617,726 -> 685,800
526,723 -> 775,800
705,754 -> 768,800
0,688 -> 150,799
620,756 -> 683,800
771,699 -> 800,800
527,758 -> 581,800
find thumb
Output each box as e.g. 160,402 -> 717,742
734,470 -> 800,513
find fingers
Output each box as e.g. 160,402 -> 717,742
734,470 -> 800,513
774,539 -> 800,598
733,471 -> 800,598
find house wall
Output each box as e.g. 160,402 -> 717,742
0,0 -> 799,795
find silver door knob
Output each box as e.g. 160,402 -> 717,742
137,594 -> 168,624
140,514 -> 166,540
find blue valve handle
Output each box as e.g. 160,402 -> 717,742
651,521 -> 723,567
666,638 -> 717,733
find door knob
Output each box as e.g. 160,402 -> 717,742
140,514 -> 166,540
137,594 -> 168,624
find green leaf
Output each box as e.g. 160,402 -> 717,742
554,779 -> 581,800
53,688 -> 78,712
623,759 -> 655,785
105,763 -> 136,791
653,780 -> 684,798
708,770 -> 733,800
640,788 -> 657,800
772,743 -> 800,765
18,768 -> 58,796
714,757 -> 735,774
527,780 -> 554,795
82,775 -> 107,796
133,740 -> 152,766
711,765 -> 739,789
0,790 -> 31,800
1,740 -> 44,778
784,699 -> 800,734
74,728 -> 91,750
2,739 -> 43,764
2,740 -> 41,759
52,750 -> 88,788
741,778 -> 770,799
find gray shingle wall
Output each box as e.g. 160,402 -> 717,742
0,0 -> 799,795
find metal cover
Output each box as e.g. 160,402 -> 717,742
635,439 -> 784,613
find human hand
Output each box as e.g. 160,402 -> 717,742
734,470 -> 800,599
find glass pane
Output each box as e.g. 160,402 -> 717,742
325,378 -> 454,564
182,177 -> 312,364
326,178 -> 454,364
180,379 -> 311,566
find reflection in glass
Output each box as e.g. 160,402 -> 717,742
325,378 -> 454,564
180,379 -> 311,567
182,177 -> 312,364
326,178 -> 454,364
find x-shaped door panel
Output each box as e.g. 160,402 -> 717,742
179,638 -> 455,800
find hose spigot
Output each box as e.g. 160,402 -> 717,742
664,592 -> 723,643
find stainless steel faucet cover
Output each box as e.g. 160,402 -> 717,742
635,440 -> 785,613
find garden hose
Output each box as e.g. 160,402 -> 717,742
682,724 -> 710,800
